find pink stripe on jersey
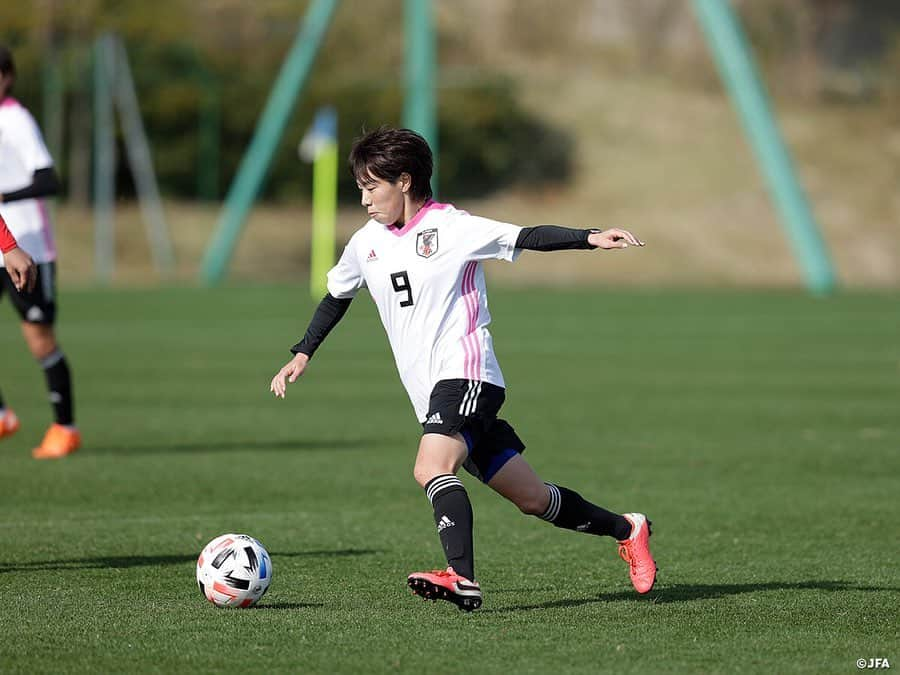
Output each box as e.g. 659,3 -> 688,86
461,260 -> 481,380
467,267 -> 478,380
461,330 -> 474,380
460,262 -> 472,377
469,334 -> 481,380
387,199 -> 449,237
36,200 -> 57,259
0,97 -> 20,108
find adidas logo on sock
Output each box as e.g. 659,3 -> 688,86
426,412 -> 443,425
437,515 -> 455,532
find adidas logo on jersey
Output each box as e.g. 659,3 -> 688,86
437,515 -> 455,532
366,249 -> 378,262
426,412 -> 443,425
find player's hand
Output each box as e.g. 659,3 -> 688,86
588,228 -> 644,250
269,353 -> 310,399
2,247 -> 37,292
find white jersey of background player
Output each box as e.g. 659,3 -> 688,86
0,95 -> 56,267
271,126 -> 655,612
327,202 -> 521,421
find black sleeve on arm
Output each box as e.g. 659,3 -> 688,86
515,225 -> 597,251
1,168 -> 60,203
290,293 -> 353,359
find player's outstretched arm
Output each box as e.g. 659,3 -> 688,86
515,225 -> 644,252
269,293 -> 353,399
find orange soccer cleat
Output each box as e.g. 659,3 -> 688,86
0,409 -> 20,439
617,513 -> 658,594
32,424 -> 81,459
407,567 -> 482,612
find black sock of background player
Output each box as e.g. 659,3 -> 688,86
40,350 -> 74,426
424,474 -> 475,581
0,389 -> 5,409
539,483 -> 632,540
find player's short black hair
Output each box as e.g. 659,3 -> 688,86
0,45 -> 15,78
349,127 -> 433,201
0,45 -> 14,96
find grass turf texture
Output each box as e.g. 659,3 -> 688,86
1,286 -> 897,673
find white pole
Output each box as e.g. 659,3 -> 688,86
93,34 -> 116,283
110,35 -> 176,277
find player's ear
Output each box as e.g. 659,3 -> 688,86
399,173 -> 412,193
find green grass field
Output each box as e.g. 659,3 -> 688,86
1,286 -> 897,673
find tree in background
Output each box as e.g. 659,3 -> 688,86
1,0 -> 897,203
0,0 -> 572,203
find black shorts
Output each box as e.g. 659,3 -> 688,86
421,379 -> 526,484
0,262 -> 57,324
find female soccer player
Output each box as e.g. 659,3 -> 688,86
0,45 -> 80,458
271,127 -> 656,610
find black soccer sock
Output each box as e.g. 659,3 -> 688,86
539,483 -> 632,540
40,350 -> 74,426
424,474 -> 475,582
0,389 -> 5,409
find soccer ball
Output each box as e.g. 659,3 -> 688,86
196,533 -> 273,608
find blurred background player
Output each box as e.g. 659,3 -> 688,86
271,127 -> 656,611
0,45 -> 80,459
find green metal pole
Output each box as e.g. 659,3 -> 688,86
41,43 -> 63,235
200,0 -> 339,285
403,0 -> 438,196
692,0 -> 836,294
93,35 -> 116,284
42,48 -> 64,170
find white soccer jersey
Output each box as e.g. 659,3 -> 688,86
327,201 -> 522,422
0,97 -> 56,266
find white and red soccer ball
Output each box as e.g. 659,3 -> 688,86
196,534 -> 273,608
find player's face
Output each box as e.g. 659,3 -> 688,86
358,174 -> 407,225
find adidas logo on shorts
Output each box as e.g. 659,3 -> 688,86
437,515 -> 455,532
26,306 -> 45,322
426,412 -> 443,425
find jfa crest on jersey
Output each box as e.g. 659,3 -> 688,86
416,228 -> 438,258
325,201 -> 522,422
